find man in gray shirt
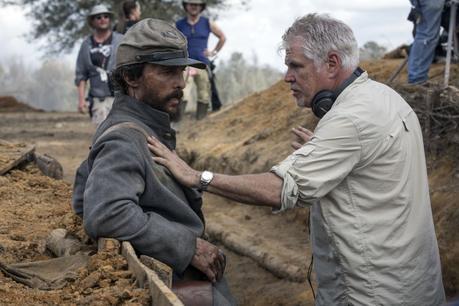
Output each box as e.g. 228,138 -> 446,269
75,4 -> 123,126
72,18 -> 235,306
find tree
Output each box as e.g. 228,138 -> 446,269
215,52 -> 283,104
359,41 -> 387,61
0,0 -> 248,54
0,56 -> 75,111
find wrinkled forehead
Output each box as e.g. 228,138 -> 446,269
284,37 -> 306,59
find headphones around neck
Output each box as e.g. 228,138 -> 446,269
311,67 -> 365,118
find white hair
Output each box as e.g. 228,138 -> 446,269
281,13 -> 359,70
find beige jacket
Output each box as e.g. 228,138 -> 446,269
271,72 -> 445,306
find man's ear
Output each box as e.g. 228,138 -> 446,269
326,52 -> 342,77
124,72 -> 142,88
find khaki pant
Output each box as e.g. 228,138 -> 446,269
91,97 -> 114,126
184,67 -> 210,105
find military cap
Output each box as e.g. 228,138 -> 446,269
115,18 -> 206,69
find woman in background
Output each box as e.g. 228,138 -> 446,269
114,1 -> 141,34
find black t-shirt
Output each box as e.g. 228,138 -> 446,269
90,34 -> 113,69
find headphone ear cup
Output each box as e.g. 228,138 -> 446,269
311,90 -> 335,118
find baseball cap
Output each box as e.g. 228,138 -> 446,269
115,18 -> 206,69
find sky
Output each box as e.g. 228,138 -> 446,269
0,0 -> 414,72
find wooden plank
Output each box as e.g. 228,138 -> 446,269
0,139 -> 35,176
121,241 -> 184,306
140,255 -> 173,288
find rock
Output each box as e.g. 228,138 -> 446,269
9,234 -> 26,241
0,176 -> 9,187
80,271 -> 102,290
120,289 -> 132,300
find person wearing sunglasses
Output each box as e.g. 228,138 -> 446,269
75,4 -> 124,126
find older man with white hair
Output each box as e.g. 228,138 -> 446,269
148,13 -> 445,305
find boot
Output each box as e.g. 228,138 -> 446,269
174,100 -> 188,122
196,101 -> 208,120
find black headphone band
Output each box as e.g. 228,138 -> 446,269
311,67 -> 365,118
334,67 -> 365,98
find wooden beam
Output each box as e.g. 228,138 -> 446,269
0,139 -> 35,176
140,255 -> 173,288
121,242 -> 184,306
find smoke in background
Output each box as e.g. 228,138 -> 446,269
215,52 -> 283,105
0,52 -> 283,112
0,57 -> 75,111
0,42 -> 386,112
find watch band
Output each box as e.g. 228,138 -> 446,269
199,170 -> 214,191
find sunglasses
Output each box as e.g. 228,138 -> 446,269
94,14 -> 110,20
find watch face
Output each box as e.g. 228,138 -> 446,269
202,171 -> 213,182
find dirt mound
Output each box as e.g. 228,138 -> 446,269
0,163 -> 150,305
0,96 -> 40,113
176,62 -> 459,299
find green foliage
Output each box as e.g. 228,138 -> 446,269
0,0 -> 246,54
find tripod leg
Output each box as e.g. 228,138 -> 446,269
444,2 -> 458,88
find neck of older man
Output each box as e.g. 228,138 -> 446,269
330,67 -> 356,92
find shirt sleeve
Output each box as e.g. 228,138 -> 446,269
75,42 -> 89,86
271,114 -> 361,212
83,130 -> 196,273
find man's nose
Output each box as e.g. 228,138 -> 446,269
176,73 -> 186,89
284,70 -> 294,83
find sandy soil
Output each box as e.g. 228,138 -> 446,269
0,113 -> 314,305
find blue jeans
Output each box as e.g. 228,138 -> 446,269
407,0 -> 445,83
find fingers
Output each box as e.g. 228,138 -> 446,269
192,239 -> 227,283
291,126 -> 314,148
152,156 -> 167,166
147,136 -> 171,157
292,126 -> 313,137
209,249 -> 226,282
216,249 -> 226,281
204,264 -> 217,283
291,141 -> 302,150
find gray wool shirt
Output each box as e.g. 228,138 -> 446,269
72,94 -> 204,274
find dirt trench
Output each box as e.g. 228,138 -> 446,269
0,111 -> 314,305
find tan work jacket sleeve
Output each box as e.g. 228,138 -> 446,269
271,114 -> 361,212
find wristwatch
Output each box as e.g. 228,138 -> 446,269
199,171 -> 214,191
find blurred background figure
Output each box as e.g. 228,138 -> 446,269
176,0 -> 226,120
114,1 -> 142,34
75,4 -> 123,126
407,0 -> 446,84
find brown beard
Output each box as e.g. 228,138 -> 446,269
148,89 -> 184,119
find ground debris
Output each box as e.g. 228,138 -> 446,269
0,163 -> 150,305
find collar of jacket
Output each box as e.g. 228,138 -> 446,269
112,94 -> 177,150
